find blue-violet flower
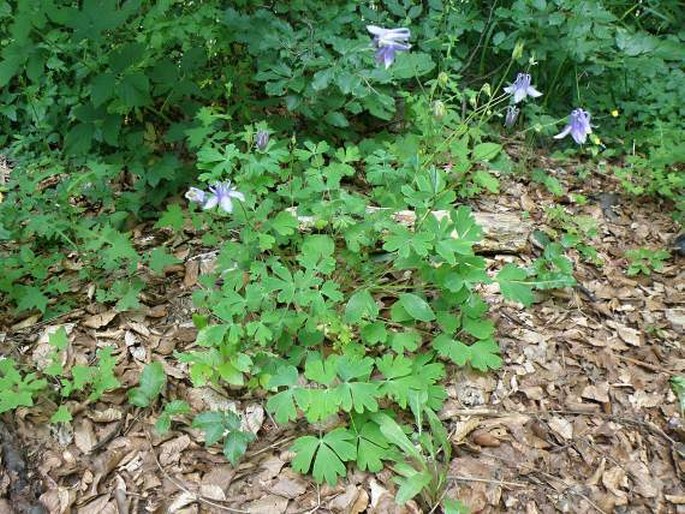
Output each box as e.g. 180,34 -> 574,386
367,25 -> 411,69
554,108 -> 592,144
185,187 -> 206,205
504,73 -> 542,104
185,181 -> 245,213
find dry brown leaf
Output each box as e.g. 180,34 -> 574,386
77,496 -> 117,514
159,434 -> 191,466
83,312 -> 118,329
472,429 -> 501,447
329,485 -> 364,513
665,308 -> 685,333
85,408 -> 123,423
547,416 -> 573,441
12,313 -> 42,330
349,487 -> 370,514
198,483 -> 225,501
450,418 -> 482,444
268,469 -> 308,499
74,418 -> 97,454
626,460 -> 658,498
183,260 -> 200,288
39,486 -> 76,514
201,464 -> 235,496
259,455 -> 286,480
602,466 -> 628,504
243,403 -> 265,435
246,494 -> 289,514
581,383 -> 610,403
167,491 -> 197,512
606,320 -> 642,346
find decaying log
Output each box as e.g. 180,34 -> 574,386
286,207 -> 532,254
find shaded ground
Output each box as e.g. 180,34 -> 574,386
1,157 -> 683,513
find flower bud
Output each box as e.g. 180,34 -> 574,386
504,105 -> 519,128
512,41 -> 524,60
255,130 -> 270,151
437,72 -> 449,87
432,100 -> 446,119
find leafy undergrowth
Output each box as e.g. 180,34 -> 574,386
1,158 -> 682,513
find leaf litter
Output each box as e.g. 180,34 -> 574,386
0,158 -> 683,513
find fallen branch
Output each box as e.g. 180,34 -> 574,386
286,206 -> 531,254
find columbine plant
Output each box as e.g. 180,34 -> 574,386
367,25 -> 411,68
185,181 -> 245,213
554,108 -> 592,144
504,72 -> 543,104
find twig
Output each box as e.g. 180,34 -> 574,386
246,434 -> 296,458
612,353 -> 676,374
144,429 -> 250,513
448,474 -> 527,488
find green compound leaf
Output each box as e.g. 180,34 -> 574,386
398,293 -> 435,322
450,206 -> 483,245
349,416 -> 392,472
292,428 -> 356,485
496,263 -> 534,306
267,389 -> 298,424
335,381 -> 380,413
433,334 -> 502,371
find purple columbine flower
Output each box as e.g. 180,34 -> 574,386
255,130 -> 270,151
185,181 -> 245,213
554,108 -> 592,144
504,73 -> 542,104
185,187 -> 206,205
504,105 -> 520,128
366,25 -> 411,69
204,181 -> 245,213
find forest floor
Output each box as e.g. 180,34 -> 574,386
1,152 -> 683,514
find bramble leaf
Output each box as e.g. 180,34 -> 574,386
344,289 -> 379,324
496,264 -> 534,306
398,293 -> 435,322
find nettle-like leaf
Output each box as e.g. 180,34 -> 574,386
155,400 -> 191,435
496,263 -> 534,306
147,247 -> 181,275
344,289 -> 378,324
0,359 -> 48,414
128,361 -> 166,408
398,293 -> 435,322
192,410 -> 255,466
291,428 -> 357,485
